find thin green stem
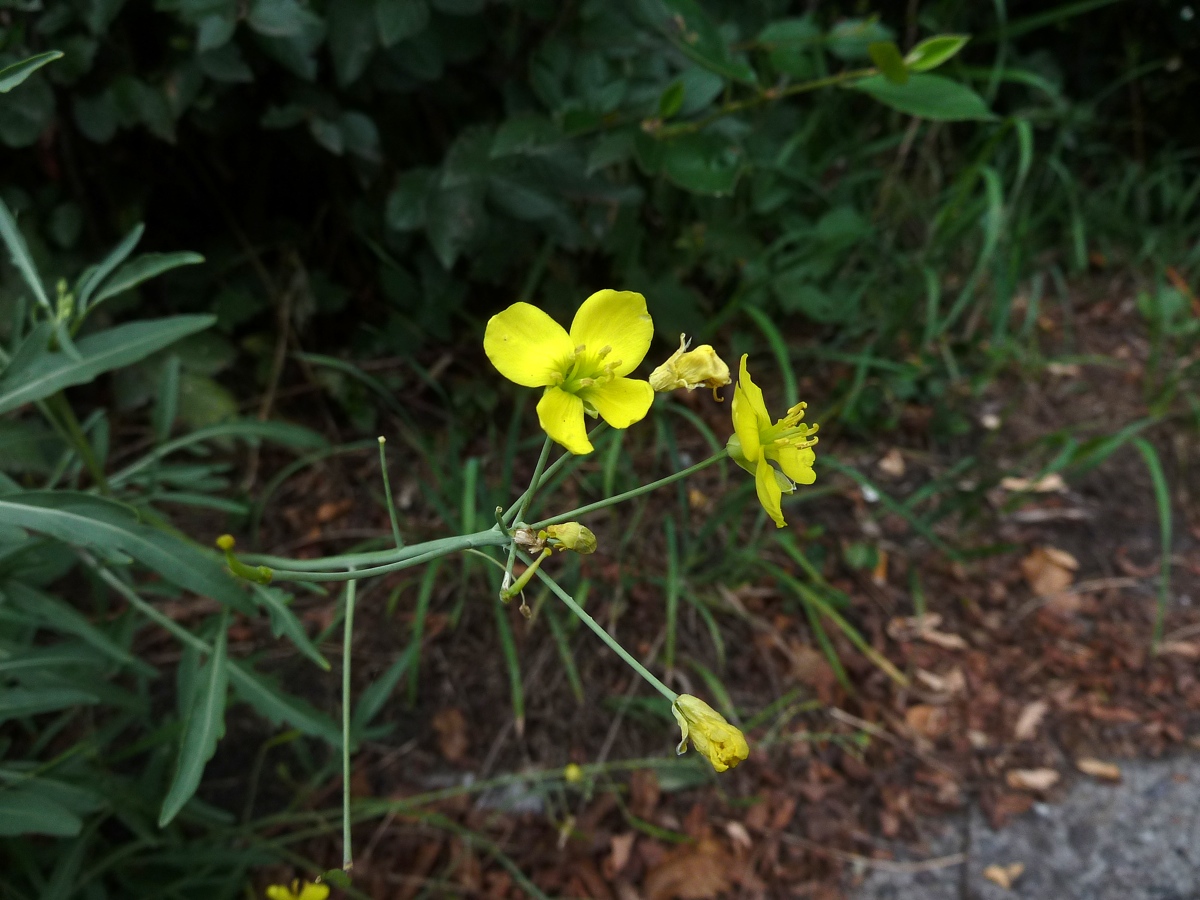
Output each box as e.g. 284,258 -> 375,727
341,575 -> 357,871
501,424 -> 609,525
377,437 -> 404,549
530,560 -> 677,703
531,450 -> 727,529
43,393 -> 109,492
656,68 -> 874,137
261,529 -> 508,583
503,435 -> 555,591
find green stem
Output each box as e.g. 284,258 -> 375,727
341,575 -> 357,871
503,427 -> 606,525
502,436 -> 555,589
530,561 -> 677,704
43,393 -> 109,492
531,450 -> 727,529
258,529 -> 509,583
377,437 -> 404,549
656,68 -> 873,137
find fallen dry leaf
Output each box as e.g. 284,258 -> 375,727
916,667 -> 966,696
1013,700 -> 1050,741
431,708 -> 468,763
887,614 -> 969,650
607,833 -> 636,876
905,704 -> 948,739
877,448 -> 906,478
643,837 -> 733,900
1076,758 -> 1122,781
982,862 -> 1025,890
724,821 -> 752,851
1020,546 -> 1079,597
1006,768 -> 1060,792
1158,640 -> 1200,659
1000,473 -> 1067,493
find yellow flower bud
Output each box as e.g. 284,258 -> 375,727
563,763 -> 585,783
265,880 -> 329,900
649,335 -> 732,398
672,694 -> 749,773
543,522 -> 597,555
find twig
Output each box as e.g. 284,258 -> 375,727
780,833 -> 966,874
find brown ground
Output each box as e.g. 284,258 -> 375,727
239,274 -> 1200,899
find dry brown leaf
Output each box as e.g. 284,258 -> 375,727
1047,362 -> 1082,377
1020,546 -> 1079,597
1076,758 -> 1122,781
724,821 -> 752,851
905,704 -> 948,739
887,614 -> 969,650
1013,700 -> 1050,741
1159,640 -> 1200,659
431,708 -> 468,763
608,833 -> 636,876
915,667 -> 966,696
877,448 -> 906,478
1000,473 -> 1067,493
982,862 -> 1025,889
1005,768 -> 1060,792
643,837 -> 732,900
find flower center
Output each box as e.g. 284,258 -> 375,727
550,344 -> 623,393
762,401 -> 820,450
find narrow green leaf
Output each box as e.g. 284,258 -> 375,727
376,0 -> 429,46
90,252 -> 205,308
867,40 -> 908,84
0,686 -> 99,720
76,223 -> 145,311
905,34 -> 969,72
159,614 -> 229,827
0,195 -> 49,310
0,51 -> 64,93
0,787 -> 81,836
0,492 -> 255,614
229,662 -> 342,745
0,315 -> 215,415
352,644 -> 415,730
253,585 -> 330,670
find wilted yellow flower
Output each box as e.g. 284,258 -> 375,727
484,290 -> 655,455
544,522 -> 597,554
265,881 -> 329,900
727,355 -> 818,529
649,334 -> 731,398
672,695 -> 749,772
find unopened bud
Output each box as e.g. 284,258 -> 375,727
544,522 -> 597,554
649,334 -> 731,398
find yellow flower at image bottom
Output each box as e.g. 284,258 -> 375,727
265,880 -> 329,900
484,290 -> 655,455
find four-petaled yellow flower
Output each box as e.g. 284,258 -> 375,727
727,355 -> 818,529
484,290 -> 655,455
649,334 -> 731,398
672,694 -> 749,772
266,880 -> 329,900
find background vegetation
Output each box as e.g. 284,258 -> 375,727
1,0 -> 1198,896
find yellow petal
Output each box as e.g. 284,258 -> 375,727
537,386 -> 592,455
298,885 -> 330,900
754,457 -> 786,528
578,377 -> 653,429
568,290 -> 653,378
731,381 -> 762,463
772,445 -> 816,485
265,888 -> 296,900
736,355 -> 771,428
672,695 -> 750,772
672,700 -> 690,755
484,302 -> 574,387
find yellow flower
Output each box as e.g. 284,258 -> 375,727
484,290 -> 655,455
672,695 -> 749,773
649,334 -> 731,398
265,881 -> 329,900
727,355 -> 818,529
